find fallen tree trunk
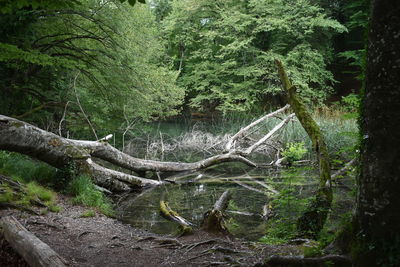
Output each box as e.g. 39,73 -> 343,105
276,60 -> 332,238
1,216 -> 68,267
0,115 -> 257,192
202,190 -> 231,233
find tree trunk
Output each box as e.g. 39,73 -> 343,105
202,190 -> 231,233
352,1 -> 400,265
1,216 -> 68,267
276,60 -> 332,238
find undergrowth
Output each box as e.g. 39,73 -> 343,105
0,151 -> 114,216
67,175 -> 114,217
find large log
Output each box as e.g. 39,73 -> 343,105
1,216 -> 68,267
0,115 -> 256,192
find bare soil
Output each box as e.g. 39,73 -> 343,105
0,195 -> 302,266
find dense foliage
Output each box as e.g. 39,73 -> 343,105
161,0 -> 347,112
0,0 -> 184,139
0,0 -> 368,136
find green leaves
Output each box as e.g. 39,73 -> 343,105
119,0 -> 146,6
161,0 -> 345,112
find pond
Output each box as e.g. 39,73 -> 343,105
116,163 -> 354,242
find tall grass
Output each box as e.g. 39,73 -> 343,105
0,151 -> 57,184
67,175 -> 114,217
125,109 -> 358,162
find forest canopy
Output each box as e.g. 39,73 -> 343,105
0,0 -> 368,138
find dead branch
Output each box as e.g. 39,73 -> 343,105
243,113 -> 295,155
225,104 -> 290,151
332,158 -> 358,180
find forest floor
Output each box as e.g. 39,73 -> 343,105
0,195 -> 303,267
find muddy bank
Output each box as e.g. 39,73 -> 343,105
0,195 -> 302,267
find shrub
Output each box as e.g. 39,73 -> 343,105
281,142 -> 307,164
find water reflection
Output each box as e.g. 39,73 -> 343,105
117,166 -> 353,241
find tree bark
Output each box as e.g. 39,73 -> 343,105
351,1 -> 400,265
1,216 -> 68,267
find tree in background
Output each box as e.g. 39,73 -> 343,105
161,0 -> 346,113
0,0 -> 184,138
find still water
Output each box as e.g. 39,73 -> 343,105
116,164 -> 352,241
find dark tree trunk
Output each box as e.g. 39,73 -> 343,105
353,1 -> 400,265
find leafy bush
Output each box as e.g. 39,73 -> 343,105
341,93 -> 360,113
281,142 -> 307,163
67,175 -> 114,217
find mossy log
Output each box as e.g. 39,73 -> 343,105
159,200 -> 193,234
202,190 -> 231,233
276,60 -> 332,238
1,216 -> 68,267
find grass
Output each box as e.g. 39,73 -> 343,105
0,179 -> 60,213
67,175 -> 114,217
0,151 -> 57,185
0,151 -> 115,216
127,107 -> 358,163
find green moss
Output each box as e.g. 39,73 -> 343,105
80,210 -> 96,218
65,146 -> 89,159
26,182 -> 55,202
0,185 -> 14,203
48,205 -> 62,213
10,121 -> 24,128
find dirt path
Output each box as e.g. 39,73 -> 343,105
0,195 -> 302,266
